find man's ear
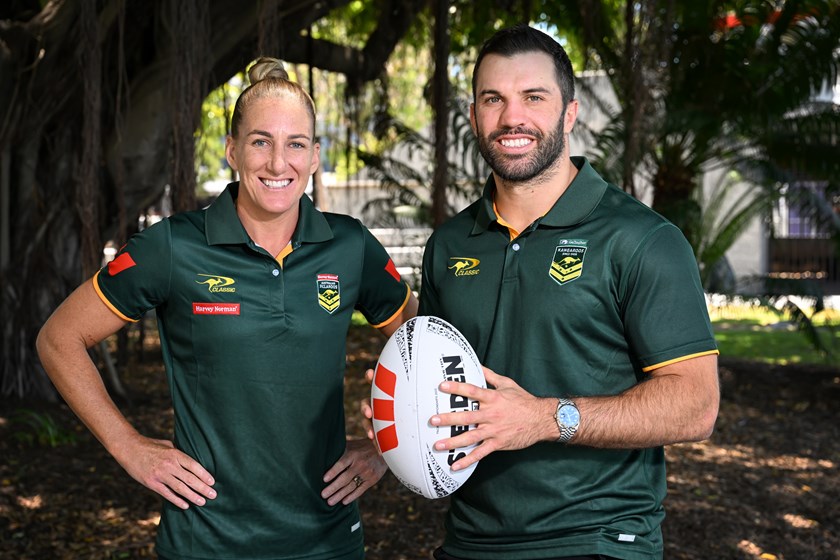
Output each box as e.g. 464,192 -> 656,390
469,103 -> 478,136
563,99 -> 579,135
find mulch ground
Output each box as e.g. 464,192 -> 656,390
1,323 -> 838,560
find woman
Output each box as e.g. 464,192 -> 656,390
37,57 -> 417,560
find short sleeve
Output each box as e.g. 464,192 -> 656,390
94,219 -> 173,322
355,224 -> 411,327
418,232 -> 441,317
621,224 -> 718,370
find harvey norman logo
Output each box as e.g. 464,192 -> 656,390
193,303 -> 240,315
448,257 -> 480,277
196,274 -> 236,293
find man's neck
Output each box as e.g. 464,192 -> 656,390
493,157 -> 579,234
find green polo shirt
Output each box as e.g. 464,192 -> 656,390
419,157 -> 718,560
94,184 -> 410,560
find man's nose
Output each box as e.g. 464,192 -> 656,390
498,99 -> 527,129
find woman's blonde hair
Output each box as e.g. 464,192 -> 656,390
230,57 -> 316,138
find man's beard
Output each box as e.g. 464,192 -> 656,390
477,111 -> 566,183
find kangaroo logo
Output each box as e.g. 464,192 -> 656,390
448,257 -> 480,277
317,274 -> 341,314
549,241 -> 587,285
196,274 -> 236,293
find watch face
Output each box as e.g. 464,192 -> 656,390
558,404 -> 580,427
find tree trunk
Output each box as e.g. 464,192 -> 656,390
431,0 -> 450,228
0,147 -> 9,269
651,152 -> 702,248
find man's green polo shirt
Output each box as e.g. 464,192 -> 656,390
94,184 -> 410,560
419,157 -> 718,560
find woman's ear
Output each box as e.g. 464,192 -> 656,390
224,136 -> 238,171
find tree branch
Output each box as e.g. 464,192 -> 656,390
210,0 -> 428,91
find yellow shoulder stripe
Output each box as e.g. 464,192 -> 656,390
642,349 -> 720,372
370,284 -> 412,329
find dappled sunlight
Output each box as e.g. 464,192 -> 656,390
737,539 -> 779,559
783,513 -> 819,529
138,514 -> 161,528
16,494 -> 42,509
666,440 -> 834,522
664,383 -> 837,559
670,441 -> 834,474
99,506 -> 128,522
765,454 -> 835,471
93,510 -> 159,550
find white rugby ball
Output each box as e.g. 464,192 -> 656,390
371,315 -> 485,499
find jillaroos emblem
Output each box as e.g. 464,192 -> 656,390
550,242 -> 586,285
317,274 -> 341,313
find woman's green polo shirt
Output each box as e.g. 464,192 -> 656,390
419,157 -> 718,559
94,184 -> 411,560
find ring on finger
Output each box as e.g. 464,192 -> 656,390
352,474 -> 364,488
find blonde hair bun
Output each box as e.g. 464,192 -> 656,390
229,56 -> 316,138
248,57 -> 290,84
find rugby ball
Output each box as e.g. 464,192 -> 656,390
371,315 -> 485,499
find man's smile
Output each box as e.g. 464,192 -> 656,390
499,137 -> 533,148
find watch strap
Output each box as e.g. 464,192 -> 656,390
554,398 -> 579,443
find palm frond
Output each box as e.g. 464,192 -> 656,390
355,97 -> 487,227
696,171 -> 778,285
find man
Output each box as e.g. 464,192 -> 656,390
422,24 -> 720,560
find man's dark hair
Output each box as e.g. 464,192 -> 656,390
472,24 -> 575,108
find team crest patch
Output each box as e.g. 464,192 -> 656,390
549,240 -> 587,285
317,274 -> 340,314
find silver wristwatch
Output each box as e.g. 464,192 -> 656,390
554,398 -> 580,443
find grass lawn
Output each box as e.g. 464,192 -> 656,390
710,301 -> 839,367
354,303 -> 839,367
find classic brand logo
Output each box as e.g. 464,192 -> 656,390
196,274 -> 236,293
317,273 -> 340,314
448,257 -> 480,277
550,240 -> 587,285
